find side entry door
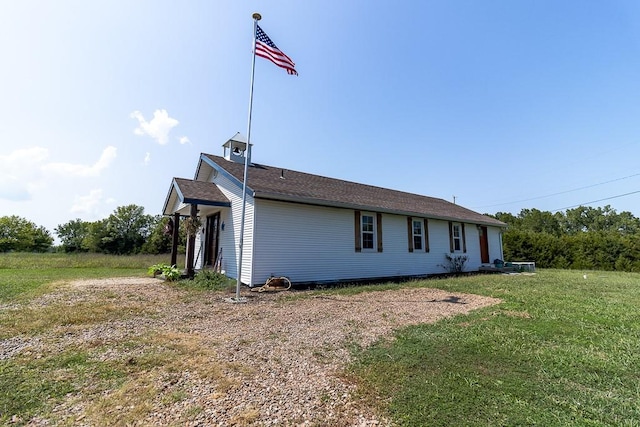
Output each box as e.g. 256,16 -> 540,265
479,226 -> 490,264
204,213 -> 220,268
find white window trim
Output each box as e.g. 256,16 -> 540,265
412,219 -> 423,251
452,223 -> 463,253
361,212 -> 377,251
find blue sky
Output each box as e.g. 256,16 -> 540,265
2,0 -> 640,237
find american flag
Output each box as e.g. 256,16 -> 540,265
255,25 -> 298,76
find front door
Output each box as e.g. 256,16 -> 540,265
204,213 -> 220,268
479,226 -> 490,263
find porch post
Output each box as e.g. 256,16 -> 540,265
170,212 -> 180,266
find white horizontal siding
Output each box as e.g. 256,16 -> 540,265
461,225 -> 480,272
250,199 -> 502,285
211,170 -> 255,285
194,230 -> 203,270
192,206 -> 231,271
487,227 -> 504,263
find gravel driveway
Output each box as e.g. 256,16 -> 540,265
3,278 -> 500,426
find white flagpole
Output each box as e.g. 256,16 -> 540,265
234,12 -> 261,301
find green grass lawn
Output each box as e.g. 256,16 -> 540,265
2,254 -> 639,425
349,270 -> 640,426
0,253 -> 177,302
0,253 -> 184,424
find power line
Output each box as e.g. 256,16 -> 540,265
551,189 -> 640,212
472,172 -> 640,209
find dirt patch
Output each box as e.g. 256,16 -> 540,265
4,277 -> 500,426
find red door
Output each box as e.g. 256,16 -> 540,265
204,213 -> 220,267
479,226 -> 490,263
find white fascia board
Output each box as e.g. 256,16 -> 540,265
199,154 -> 255,198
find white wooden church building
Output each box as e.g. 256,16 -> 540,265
163,134 -> 506,287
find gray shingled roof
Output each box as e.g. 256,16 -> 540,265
173,177 -> 230,206
202,154 -> 505,227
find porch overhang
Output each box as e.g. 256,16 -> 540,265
163,177 -> 231,216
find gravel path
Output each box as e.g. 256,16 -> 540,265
2,277 -> 500,426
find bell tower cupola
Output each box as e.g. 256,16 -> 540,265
222,132 -> 252,164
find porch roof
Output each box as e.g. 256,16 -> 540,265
163,177 -> 230,215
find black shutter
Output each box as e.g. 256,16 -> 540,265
376,213 -> 383,252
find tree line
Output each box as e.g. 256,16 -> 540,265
3,204 -> 640,272
0,204 -> 185,255
491,205 -> 640,272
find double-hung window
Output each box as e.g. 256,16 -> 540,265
453,224 -> 462,251
412,220 -> 423,251
361,214 -> 375,250
449,222 -> 467,253
407,217 -> 429,252
355,211 -> 383,252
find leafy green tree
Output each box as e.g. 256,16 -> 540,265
613,233 -> 640,272
615,210 -> 640,235
571,232 -> 609,270
63,206 -> 164,254
562,206 -> 594,234
498,206 -> 640,272
517,208 -> 562,236
141,215 -> 177,254
0,215 -> 53,252
491,212 -> 520,228
82,220 -> 109,253
561,205 -> 640,235
31,226 -> 53,252
503,229 -> 561,267
55,219 -> 90,252
100,204 -> 154,254
502,229 -> 527,262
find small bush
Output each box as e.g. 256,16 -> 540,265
439,253 -> 469,273
189,270 -> 231,291
148,264 -> 181,281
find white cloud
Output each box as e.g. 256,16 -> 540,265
0,147 -> 50,164
43,146 -> 117,177
0,146 -> 117,202
0,147 -> 49,201
144,152 -> 151,165
70,189 -> 105,216
0,177 -> 31,201
130,109 -> 179,145
179,136 -> 191,145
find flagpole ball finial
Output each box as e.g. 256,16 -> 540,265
252,12 -> 262,21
